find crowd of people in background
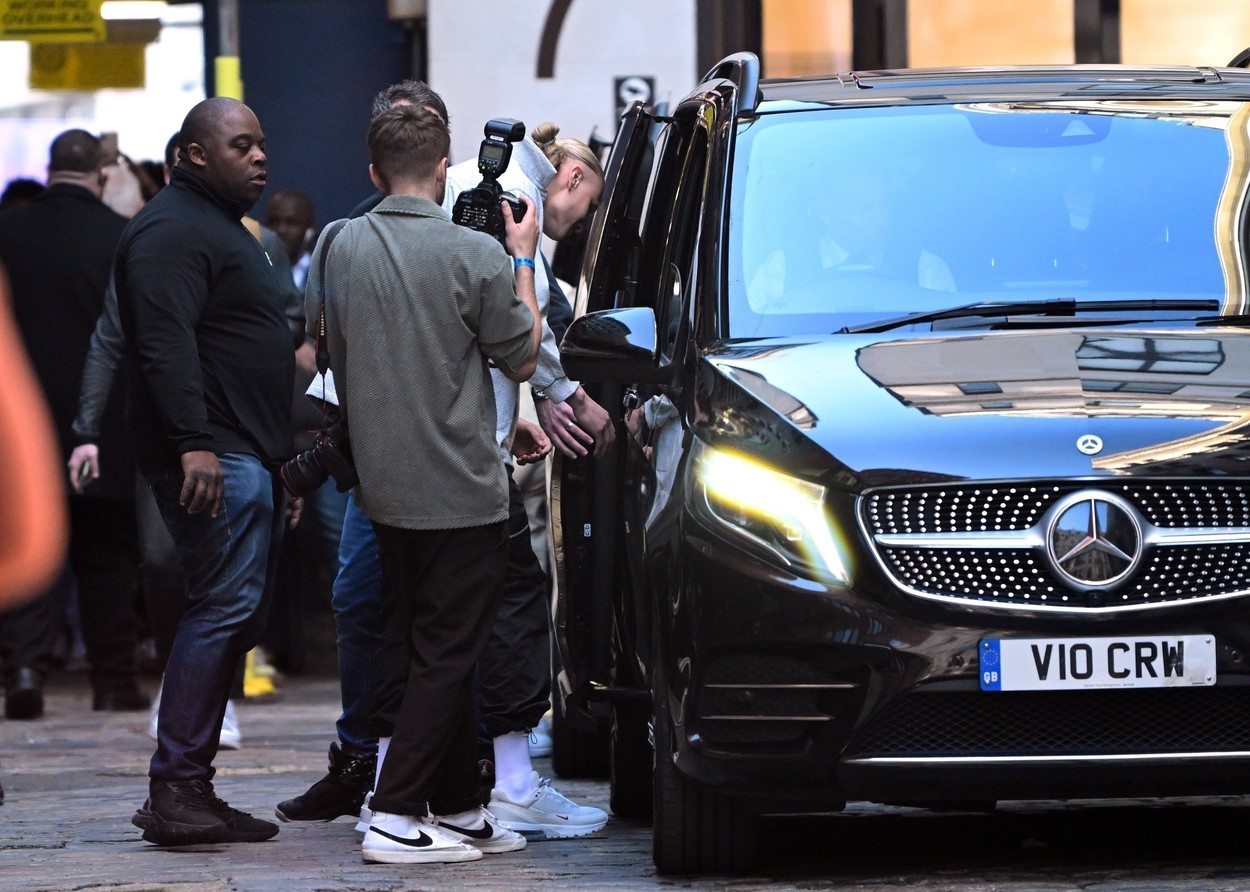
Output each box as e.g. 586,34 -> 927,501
0,78 -> 615,866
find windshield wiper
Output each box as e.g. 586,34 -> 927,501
839,299 -> 1220,335
1194,312 -> 1250,327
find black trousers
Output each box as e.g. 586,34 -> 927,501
369,520 -> 508,818
0,581 -> 58,684
0,497 -> 141,691
71,497 -> 143,691
478,472 -> 551,749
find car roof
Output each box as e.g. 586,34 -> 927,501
750,65 -> 1250,112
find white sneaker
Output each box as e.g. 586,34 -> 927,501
219,700 -> 242,750
433,806 -> 526,853
361,810 -> 484,864
528,714 -> 553,758
147,683 -> 160,741
354,791 -> 373,834
148,681 -> 242,751
488,770 -> 608,839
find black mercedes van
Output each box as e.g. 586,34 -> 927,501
553,50 -> 1250,874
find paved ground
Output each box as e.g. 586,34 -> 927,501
0,672 -> 660,892
12,673 -> 1250,891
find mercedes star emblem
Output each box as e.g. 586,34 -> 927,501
1044,491 -> 1143,590
1076,434 -> 1103,455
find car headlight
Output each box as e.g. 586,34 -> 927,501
688,440 -> 851,585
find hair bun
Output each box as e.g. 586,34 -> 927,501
531,121 -> 561,147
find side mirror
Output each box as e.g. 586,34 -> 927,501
559,306 -> 658,383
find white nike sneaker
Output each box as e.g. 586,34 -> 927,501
488,771 -> 608,839
432,806 -> 526,853
361,810 -> 483,864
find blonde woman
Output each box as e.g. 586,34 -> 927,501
440,121 -> 613,840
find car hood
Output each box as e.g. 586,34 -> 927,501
704,328 -> 1250,487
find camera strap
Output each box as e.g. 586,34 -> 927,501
314,219 -> 349,377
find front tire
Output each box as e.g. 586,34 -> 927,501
651,644 -> 756,874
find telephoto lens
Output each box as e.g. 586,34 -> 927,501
279,421 -> 357,497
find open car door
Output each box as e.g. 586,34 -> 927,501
551,100 -> 657,718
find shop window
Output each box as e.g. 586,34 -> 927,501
910,0 -> 1074,67
1122,0 -> 1250,66
762,0 -> 851,76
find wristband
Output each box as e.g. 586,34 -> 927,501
513,256 -> 536,271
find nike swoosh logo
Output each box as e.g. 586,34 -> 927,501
368,825 -> 433,848
438,820 -> 495,840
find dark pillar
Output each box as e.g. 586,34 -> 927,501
696,0 -> 762,79
238,1 -> 410,221
852,0 -> 908,70
405,16 -> 429,81
201,0 -> 218,96
1074,0 -> 1121,64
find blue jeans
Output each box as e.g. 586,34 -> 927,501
306,478 -> 348,556
331,490 -> 382,757
146,453 -> 285,782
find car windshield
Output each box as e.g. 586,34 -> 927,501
727,100 -> 1244,337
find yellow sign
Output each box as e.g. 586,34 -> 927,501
30,41 -> 144,89
0,0 -> 105,44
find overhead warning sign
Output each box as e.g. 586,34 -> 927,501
0,0 -> 105,44
31,42 -> 145,90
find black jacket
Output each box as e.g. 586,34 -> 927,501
115,168 -> 294,472
0,183 -> 133,499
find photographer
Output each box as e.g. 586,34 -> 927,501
442,121 -> 610,838
446,122 -> 612,460
275,81 -> 451,827
309,104 -> 541,864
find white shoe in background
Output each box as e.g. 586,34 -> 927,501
148,678 -> 242,750
147,682 -> 160,741
219,699 -> 242,750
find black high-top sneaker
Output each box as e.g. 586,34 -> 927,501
274,742 -> 375,822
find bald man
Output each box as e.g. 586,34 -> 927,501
116,97 -> 295,847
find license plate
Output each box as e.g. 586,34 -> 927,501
979,635 -> 1216,692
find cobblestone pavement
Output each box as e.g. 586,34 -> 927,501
0,674 -> 655,892
8,673 -> 1250,891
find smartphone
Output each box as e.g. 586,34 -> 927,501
75,458 -> 93,493
99,132 -> 119,167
